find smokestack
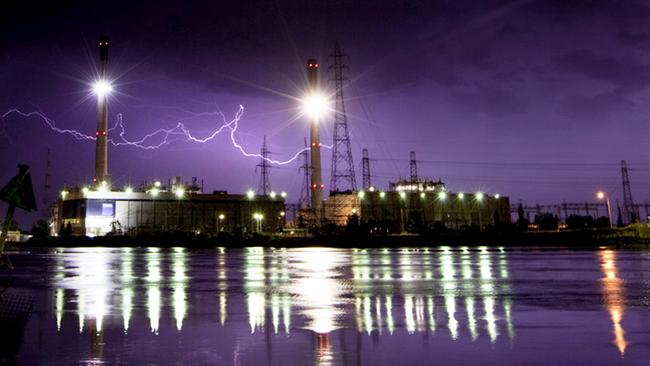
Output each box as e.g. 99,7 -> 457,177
307,58 -> 323,215
94,35 -> 110,185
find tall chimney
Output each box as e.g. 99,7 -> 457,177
307,59 -> 323,216
94,35 -> 110,185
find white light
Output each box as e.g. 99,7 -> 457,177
399,191 -> 406,199
597,191 -> 605,200
358,190 -> 366,199
92,80 -> 113,97
379,191 -> 386,199
280,211 -> 285,217
475,192 -> 484,201
61,190 -> 68,199
175,187 -> 185,199
124,186 -> 133,194
82,187 -> 89,195
269,191 -> 277,199
302,92 -> 328,119
458,192 -> 464,199
246,189 -> 255,200
154,181 -> 161,188
369,186 -> 375,192
420,192 -> 426,199
280,191 -> 287,198
150,188 -> 159,197
218,214 -> 225,220
438,191 -> 447,200
495,193 -> 500,199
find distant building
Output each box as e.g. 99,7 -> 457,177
53,180 -> 286,236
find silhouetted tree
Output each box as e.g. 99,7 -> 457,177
30,220 -> 49,238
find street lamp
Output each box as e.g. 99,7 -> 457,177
597,191 -> 613,228
253,213 -> 264,233
218,213 -> 225,232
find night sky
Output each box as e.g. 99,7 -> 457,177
2,0 -> 650,226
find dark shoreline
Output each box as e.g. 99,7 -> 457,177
9,226 -> 650,249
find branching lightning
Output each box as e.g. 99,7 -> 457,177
1,107 -> 327,165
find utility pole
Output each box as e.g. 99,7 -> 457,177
621,160 -> 637,224
410,151 -> 418,182
329,41 -> 357,194
257,136 -> 271,195
361,148 -> 371,189
299,138 -> 311,209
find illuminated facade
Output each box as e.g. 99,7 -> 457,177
53,184 -> 286,236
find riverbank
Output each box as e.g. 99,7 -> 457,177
8,224 -> 650,249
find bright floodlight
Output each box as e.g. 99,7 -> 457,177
458,192 -> 465,199
358,190 -> 366,199
269,191 -> 277,199
246,189 -> 255,200
399,191 -> 406,199
280,191 -> 287,198
302,92 -> 328,119
93,80 -> 113,97
218,214 -> 225,220
438,191 -> 447,200
150,187 -> 160,197
597,191 -> 605,200
175,187 -> 185,198
379,191 -> 386,199
495,193 -> 500,199
124,186 -> 133,194
475,192 -> 484,201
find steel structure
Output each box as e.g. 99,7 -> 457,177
409,151 -> 418,181
257,136 -> 271,195
299,138 -> 310,209
329,42 -> 357,194
620,160 -> 637,224
361,148 -> 371,189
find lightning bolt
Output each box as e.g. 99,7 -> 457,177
1,107 -> 328,165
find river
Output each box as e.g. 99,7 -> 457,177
3,246 -> 649,365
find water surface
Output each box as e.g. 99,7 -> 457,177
5,246 -> 650,365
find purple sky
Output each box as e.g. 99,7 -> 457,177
2,1 -> 650,226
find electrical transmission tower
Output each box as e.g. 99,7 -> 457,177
621,160 -> 637,224
362,148 -> 371,189
410,151 -> 418,181
257,136 -> 271,195
299,138 -> 311,208
329,42 -> 357,194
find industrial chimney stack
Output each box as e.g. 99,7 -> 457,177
94,35 -> 110,185
307,59 -> 323,215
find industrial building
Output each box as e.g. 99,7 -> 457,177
358,179 -> 510,231
54,180 -> 286,236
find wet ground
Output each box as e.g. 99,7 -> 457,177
3,246 -> 650,365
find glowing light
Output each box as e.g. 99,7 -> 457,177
597,191 -> 605,200
279,211 -> 285,217
399,191 -> 406,199
302,92 -> 328,119
458,192 -> 464,199
438,191 -> 447,200
369,186 -> 375,192
92,80 -> 113,97
175,187 -> 185,198
149,187 -> 159,197
218,214 -> 225,220
494,193 -> 500,199
98,181 -> 108,193
269,191 -> 277,199
154,181 -> 161,187
82,187 -> 89,195
358,190 -> 366,199
280,191 -> 287,198
246,189 -> 255,200
380,191 -> 386,199
124,186 -> 133,194
420,192 -> 426,199
475,192 -> 484,201
60,190 -> 68,199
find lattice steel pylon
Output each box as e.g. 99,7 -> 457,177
329,42 -> 357,194
257,136 -> 271,195
298,138 -> 311,209
362,148 -> 371,189
621,160 -> 637,223
410,151 -> 418,181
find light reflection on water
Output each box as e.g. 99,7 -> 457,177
31,246 -> 641,364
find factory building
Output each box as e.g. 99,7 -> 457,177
359,178 -> 510,231
53,179 -> 286,237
